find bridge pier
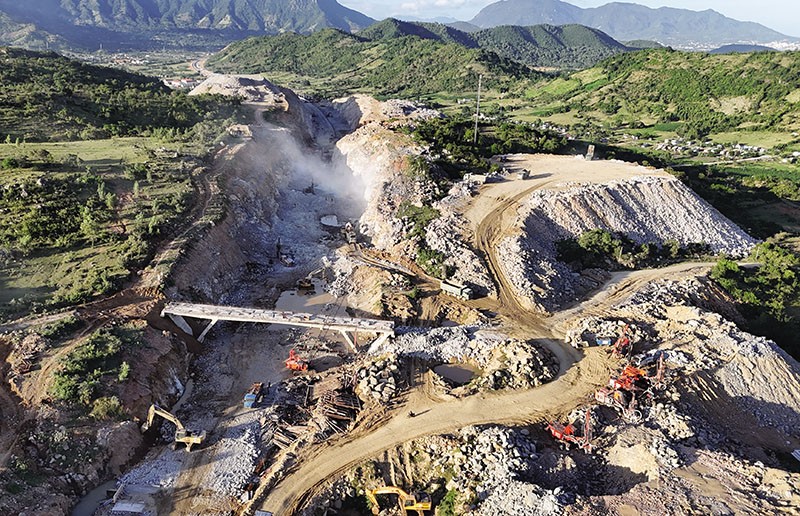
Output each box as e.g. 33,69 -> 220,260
197,318 -> 218,343
167,314 -> 194,336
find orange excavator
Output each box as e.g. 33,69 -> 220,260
547,408 -> 594,453
285,349 -> 309,372
366,486 -> 432,515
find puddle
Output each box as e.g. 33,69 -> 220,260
71,480 -> 116,516
275,278 -> 336,315
434,363 -> 479,385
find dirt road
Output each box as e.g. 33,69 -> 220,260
260,347 -> 614,514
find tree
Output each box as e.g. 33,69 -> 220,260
80,206 -> 101,245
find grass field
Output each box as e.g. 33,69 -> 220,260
0,137 -> 197,319
711,131 -> 798,149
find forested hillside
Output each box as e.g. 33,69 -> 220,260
207,28 -> 537,98
359,19 -> 630,69
0,47 -> 237,142
529,49 -> 800,139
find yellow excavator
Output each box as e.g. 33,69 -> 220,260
141,404 -> 206,451
366,486 -> 432,515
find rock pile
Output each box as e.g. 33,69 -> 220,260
565,317 -> 648,348
356,355 -> 401,403
649,438 -> 682,471
426,214 -> 496,297
499,175 -> 757,311
206,418 -> 261,498
119,449 -> 184,489
433,426 -> 564,516
372,327 -> 558,392
476,342 -> 558,390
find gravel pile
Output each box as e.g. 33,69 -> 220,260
356,355 -> 401,403
426,214 -> 496,297
501,176 -> 757,312
206,416 -> 261,498
119,449 -> 184,489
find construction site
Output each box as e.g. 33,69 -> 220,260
2,76 -> 800,516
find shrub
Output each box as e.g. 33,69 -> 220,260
90,396 -> 125,420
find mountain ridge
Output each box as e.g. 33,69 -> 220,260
470,0 -> 797,48
0,0 -> 375,50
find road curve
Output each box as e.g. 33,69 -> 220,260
258,347 -> 612,514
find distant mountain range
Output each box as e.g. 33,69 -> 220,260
468,0 -> 797,48
0,0 -> 375,50
0,0 -> 796,52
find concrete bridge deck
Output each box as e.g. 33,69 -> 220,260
161,302 -> 395,349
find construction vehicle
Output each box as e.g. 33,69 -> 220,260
546,408 -> 593,453
243,382 -> 264,408
610,324 -> 632,358
609,365 -> 651,393
141,404 -> 206,451
440,280 -> 473,301
595,388 -> 642,423
366,486 -> 432,516
285,349 -> 309,372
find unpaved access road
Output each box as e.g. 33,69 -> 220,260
260,347 -> 615,514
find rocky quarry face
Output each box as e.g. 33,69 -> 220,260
500,175 -> 759,312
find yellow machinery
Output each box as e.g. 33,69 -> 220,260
366,486 -> 432,515
141,404 -> 206,451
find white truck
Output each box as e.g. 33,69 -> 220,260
440,280 -> 473,300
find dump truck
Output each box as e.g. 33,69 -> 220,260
367,486 -> 432,515
243,382 -> 264,408
141,404 -> 206,451
440,280 -> 473,301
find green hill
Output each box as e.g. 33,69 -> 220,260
0,47 -> 236,141
472,24 -> 629,69
206,28 -> 537,98
528,49 -> 800,139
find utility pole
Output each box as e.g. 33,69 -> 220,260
473,74 -> 483,145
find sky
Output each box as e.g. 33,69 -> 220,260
338,0 -> 799,37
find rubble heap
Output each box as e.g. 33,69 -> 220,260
426,214 -> 496,297
437,426 -> 564,516
356,355 -> 401,403
565,318 -> 649,348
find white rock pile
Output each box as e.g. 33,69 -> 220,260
356,355 -> 401,403
426,214 -> 496,297
433,426 -> 563,516
206,418 -> 261,498
500,176 -> 758,311
565,317 -> 648,348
